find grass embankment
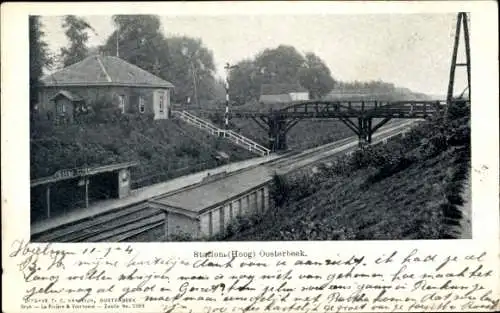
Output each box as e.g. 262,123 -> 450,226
223,101 -> 470,240
30,115 -> 254,189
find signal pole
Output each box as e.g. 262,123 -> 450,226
224,63 -> 234,130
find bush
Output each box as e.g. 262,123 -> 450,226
88,94 -> 123,124
175,142 -> 201,158
270,173 -> 291,207
168,231 -> 194,241
349,148 -> 373,170
213,213 -> 264,240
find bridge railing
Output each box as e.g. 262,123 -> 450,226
180,99 -> 448,119
175,110 -> 221,135
223,129 -> 270,156
174,110 -> 270,156
368,101 -> 446,117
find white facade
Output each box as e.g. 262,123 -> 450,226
153,89 -> 170,120
289,91 -> 310,101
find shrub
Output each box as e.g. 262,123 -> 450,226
213,213 -> 265,240
270,173 -> 291,207
349,148 -> 373,170
88,94 -> 123,124
288,174 -> 321,202
168,231 -> 194,241
175,142 -> 201,158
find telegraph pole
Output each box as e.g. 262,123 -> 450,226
116,29 -> 120,57
192,61 -> 199,106
447,12 -> 471,103
182,45 -> 199,107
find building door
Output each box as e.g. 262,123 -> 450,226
154,90 -> 169,120
54,98 -> 74,124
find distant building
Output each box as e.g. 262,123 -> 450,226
259,83 -> 309,104
38,55 -> 175,123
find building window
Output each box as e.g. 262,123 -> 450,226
56,103 -> 66,114
118,95 -> 126,113
138,96 -> 145,113
159,94 -> 164,113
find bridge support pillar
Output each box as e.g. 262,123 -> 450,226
358,117 -> 373,147
268,116 -> 288,152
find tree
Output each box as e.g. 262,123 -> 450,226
298,52 -> 335,99
227,45 -> 308,104
163,36 -> 217,104
211,77 -> 227,104
100,16 -> 218,105
254,45 -> 305,86
29,16 -> 54,113
227,59 -> 262,104
100,15 -> 168,75
59,15 -> 96,67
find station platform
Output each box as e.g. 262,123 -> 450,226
31,153 -> 281,235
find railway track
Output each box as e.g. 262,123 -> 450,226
31,202 -> 151,242
268,119 -> 416,173
32,119 -> 418,243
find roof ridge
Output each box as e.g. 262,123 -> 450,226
103,55 -> 168,83
96,55 -> 113,83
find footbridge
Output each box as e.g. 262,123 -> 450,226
183,99 -> 463,151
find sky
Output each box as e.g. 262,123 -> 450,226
40,14 -> 469,96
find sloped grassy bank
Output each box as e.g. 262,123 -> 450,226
223,101 -> 470,241
30,115 -> 255,189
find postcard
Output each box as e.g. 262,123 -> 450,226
2,1 -> 499,312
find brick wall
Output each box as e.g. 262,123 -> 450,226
37,86 -> 171,121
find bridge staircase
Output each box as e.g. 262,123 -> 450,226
173,110 -> 270,157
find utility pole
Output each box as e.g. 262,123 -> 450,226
116,29 -> 120,58
182,45 -> 199,107
191,61 -> 199,106
447,12 -> 471,103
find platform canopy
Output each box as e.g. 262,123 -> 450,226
30,161 -> 139,187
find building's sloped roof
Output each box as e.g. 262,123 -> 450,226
41,55 -> 174,88
261,83 -> 308,95
50,90 -> 84,102
151,166 -> 273,214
